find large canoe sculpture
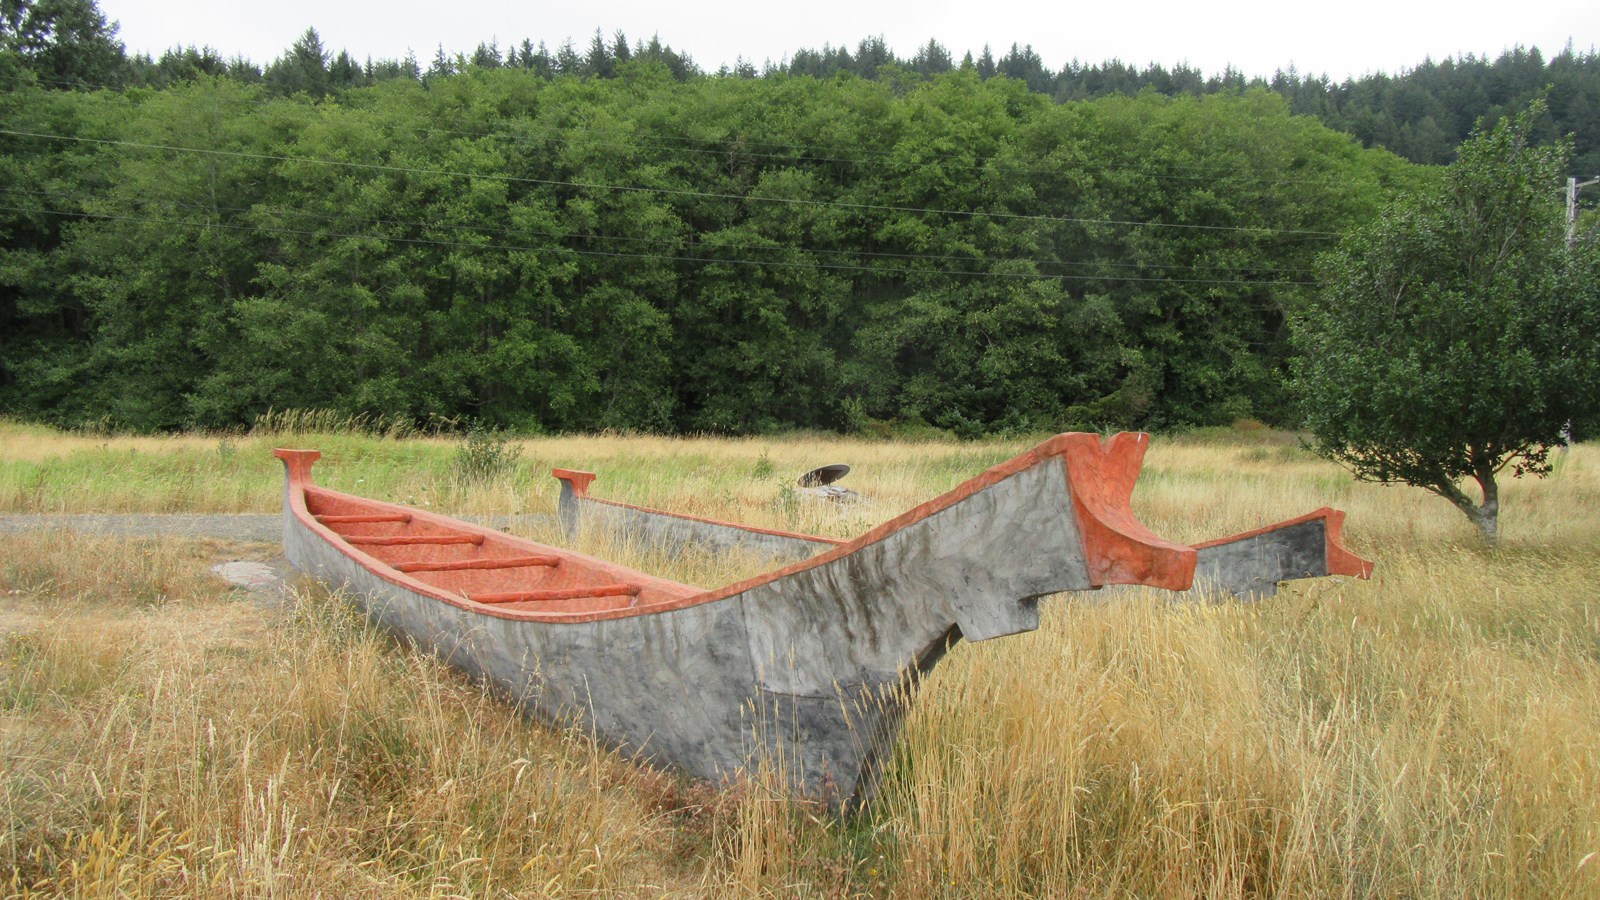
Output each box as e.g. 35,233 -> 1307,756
276,433 -> 1370,810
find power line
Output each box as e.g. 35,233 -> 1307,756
0,127 -> 1345,239
0,186 -> 1317,276
411,120 -> 1357,190
1,203 -> 1318,287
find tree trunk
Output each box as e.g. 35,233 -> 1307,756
1470,467 -> 1500,544
1463,499 -> 1499,543
1434,470 -> 1500,544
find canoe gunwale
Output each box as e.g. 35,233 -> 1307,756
560,491 -> 847,548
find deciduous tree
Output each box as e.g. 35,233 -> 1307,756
1290,103 -> 1600,542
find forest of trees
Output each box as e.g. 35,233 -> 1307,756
0,1 -> 1590,435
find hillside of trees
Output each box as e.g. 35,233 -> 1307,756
7,1 -> 1593,176
1,1 -> 1587,435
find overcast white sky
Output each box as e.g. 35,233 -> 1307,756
98,0 -> 1595,82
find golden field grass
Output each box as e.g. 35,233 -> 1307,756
2,420 -> 1598,897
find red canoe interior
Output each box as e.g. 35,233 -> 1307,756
304,486 -> 701,616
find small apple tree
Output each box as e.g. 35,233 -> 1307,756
1290,103 -> 1600,543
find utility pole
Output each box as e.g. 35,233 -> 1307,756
1569,175 -> 1600,248
1560,175 -> 1599,452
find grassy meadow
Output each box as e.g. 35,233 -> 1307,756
2,418 -> 1598,897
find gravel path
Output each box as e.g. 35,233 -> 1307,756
0,513 -> 283,542
0,512 -> 558,598
0,513 -> 554,543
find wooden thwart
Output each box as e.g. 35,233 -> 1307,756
317,513 -> 411,524
395,555 -> 561,574
346,533 -> 484,546
469,583 -> 641,605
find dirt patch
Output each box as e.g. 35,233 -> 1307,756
0,598 -> 48,635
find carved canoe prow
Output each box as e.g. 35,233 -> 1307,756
1193,507 -> 1373,598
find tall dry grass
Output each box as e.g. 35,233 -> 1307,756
0,532 -> 723,897
2,423 -> 1598,896
0,418 -> 1018,525
870,558 -> 1600,897
688,438 -> 1600,898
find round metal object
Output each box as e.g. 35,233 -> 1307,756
797,464 -> 851,487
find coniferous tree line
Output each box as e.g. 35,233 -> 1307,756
1,0 -> 1587,435
173,36 -> 1600,176
7,0 -> 1591,176
783,40 -> 1600,175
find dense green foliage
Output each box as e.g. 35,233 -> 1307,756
1290,105 -> 1600,541
43,1 -> 1600,436
0,65 -> 1418,433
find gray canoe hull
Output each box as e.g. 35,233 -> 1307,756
279,434 -> 1366,811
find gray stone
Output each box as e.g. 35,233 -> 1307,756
210,560 -> 282,591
